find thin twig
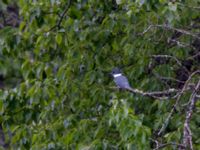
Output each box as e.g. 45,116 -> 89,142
154,25 -> 200,39
168,38 -> 196,50
155,75 -> 185,84
138,25 -> 153,35
178,3 -> 200,10
188,51 -> 200,60
57,0 -> 72,28
151,138 -> 185,150
0,124 -> 9,149
48,0 -> 72,31
151,54 -> 190,74
154,143 -> 185,150
153,73 -> 196,90
153,142 -> 185,150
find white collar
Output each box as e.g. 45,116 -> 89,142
113,73 -> 122,78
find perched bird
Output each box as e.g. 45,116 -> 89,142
110,67 -> 133,91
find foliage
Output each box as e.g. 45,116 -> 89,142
0,0 -> 200,149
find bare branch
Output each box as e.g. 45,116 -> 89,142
154,25 -> 200,39
153,142 -> 185,150
178,3 -> 200,10
157,70 -> 200,136
151,54 -> 189,73
139,24 -> 200,39
150,138 -> 159,149
168,38 -> 196,50
181,80 -> 200,150
151,55 -> 182,67
126,87 -> 179,100
154,74 -> 185,84
0,124 -> 9,149
109,86 -> 180,100
138,25 -> 153,35
151,138 -> 185,150
188,51 -> 200,60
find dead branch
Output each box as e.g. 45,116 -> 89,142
151,138 -> 185,150
151,54 -> 189,74
157,70 -> 200,136
180,80 -> 200,150
188,51 -> 200,60
152,73 -> 196,91
154,25 -> 200,40
127,87 -> 179,100
0,124 -> 9,149
178,3 -> 200,10
167,38 -> 196,50
154,74 -> 185,84
139,24 -> 200,40
154,143 -> 185,150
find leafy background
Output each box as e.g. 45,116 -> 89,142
0,0 -> 200,149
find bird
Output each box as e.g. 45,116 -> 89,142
110,67 -> 133,91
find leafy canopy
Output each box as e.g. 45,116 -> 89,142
0,0 -> 200,149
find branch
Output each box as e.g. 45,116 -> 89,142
48,0 -> 72,31
152,73 -> 196,91
151,138 -> 185,150
0,124 -> 9,149
154,74 -> 185,84
181,80 -> 200,150
139,24 -> 200,40
188,51 -> 200,60
153,142 -> 185,150
109,86 -> 180,100
139,25 -> 153,35
57,0 -> 72,28
167,38 -> 196,50
127,87 -> 179,100
157,70 -> 200,136
154,25 -> 200,39
0,11 -> 6,27
178,3 -> 200,10
153,74 -> 196,90
151,54 -> 189,74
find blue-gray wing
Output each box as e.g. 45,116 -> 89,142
114,75 -> 131,89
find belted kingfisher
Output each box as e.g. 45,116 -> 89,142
111,67 -> 133,91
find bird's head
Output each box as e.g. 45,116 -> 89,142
110,67 -> 122,78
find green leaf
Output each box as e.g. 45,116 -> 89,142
56,34 -> 62,45
0,100 -> 4,114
